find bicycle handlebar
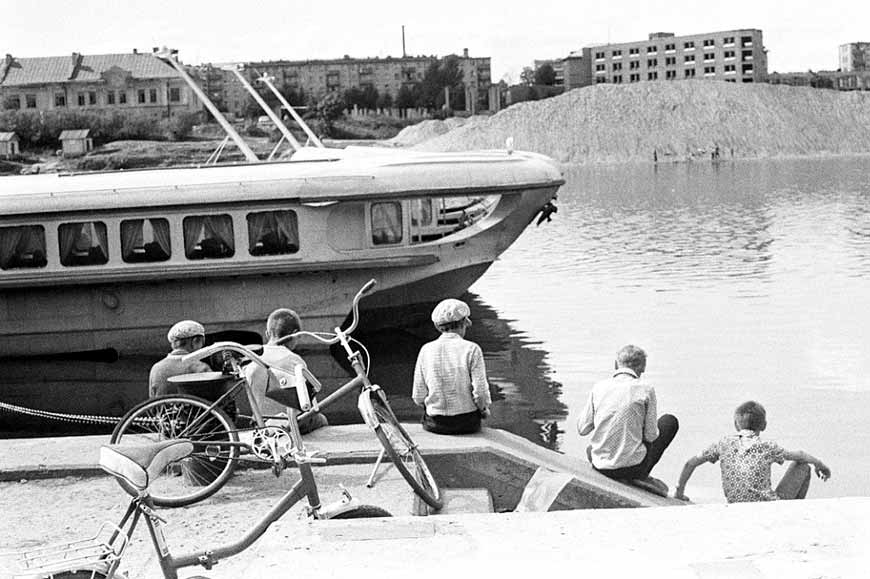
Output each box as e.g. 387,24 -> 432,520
281,279 -> 377,346
182,341 -> 270,369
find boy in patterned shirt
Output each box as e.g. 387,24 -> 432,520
674,400 -> 831,502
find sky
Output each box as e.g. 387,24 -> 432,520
2,0 -> 868,83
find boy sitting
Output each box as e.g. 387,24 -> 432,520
674,400 -> 831,502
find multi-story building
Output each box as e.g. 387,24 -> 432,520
533,59 -> 565,86
839,42 -> 870,72
564,29 -> 767,89
0,50 -> 199,118
227,48 -> 491,118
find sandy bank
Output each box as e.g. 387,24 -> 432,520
408,81 -> 870,164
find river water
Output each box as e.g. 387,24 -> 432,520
4,155 -> 868,502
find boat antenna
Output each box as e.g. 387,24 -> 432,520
224,65 -> 302,152
256,73 -> 324,148
154,47 -> 259,163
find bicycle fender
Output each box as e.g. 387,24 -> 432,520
357,390 -> 379,429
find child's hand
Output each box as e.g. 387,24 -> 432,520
479,407 -> 491,419
815,463 -> 831,481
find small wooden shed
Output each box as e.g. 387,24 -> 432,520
0,132 -> 20,158
59,129 -> 94,157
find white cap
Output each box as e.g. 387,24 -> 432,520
431,299 -> 471,326
167,320 -> 205,343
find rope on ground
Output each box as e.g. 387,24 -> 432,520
0,401 -> 122,425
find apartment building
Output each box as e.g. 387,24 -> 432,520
839,42 -> 870,72
0,50 -> 199,118
218,49 -> 492,118
533,59 -> 565,86
564,29 -> 767,89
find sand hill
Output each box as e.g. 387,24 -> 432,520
404,81 -> 870,164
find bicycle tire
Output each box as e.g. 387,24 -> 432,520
110,394 -> 239,508
364,391 -> 443,510
330,505 -> 392,519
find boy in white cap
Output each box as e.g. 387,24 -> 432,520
148,320 -> 212,397
412,298 -> 492,434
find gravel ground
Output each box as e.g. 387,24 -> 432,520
0,465 -> 410,578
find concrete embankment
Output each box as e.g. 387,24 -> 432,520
407,81 -> 870,164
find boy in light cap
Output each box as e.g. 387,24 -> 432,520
412,298 -> 492,434
148,320 -> 212,397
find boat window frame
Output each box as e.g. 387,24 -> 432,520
246,209 -> 300,256
120,217 -> 172,263
58,220 -> 110,267
0,224 -> 48,270
182,213 -> 236,260
369,200 -> 404,247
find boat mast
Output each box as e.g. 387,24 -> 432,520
224,65 -> 302,151
256,74 -> 324,148
154,48 -> 259,163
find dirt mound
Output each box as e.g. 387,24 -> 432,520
412,82 -> 870,164
389,115 -> 488,147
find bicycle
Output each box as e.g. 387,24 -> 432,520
109,279 -> 442,510
10,374 -> 392,579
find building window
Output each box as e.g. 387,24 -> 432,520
0,225 -> 47,270
665,57 -> 676,66
169,87 -> 181,103
629,73 -> 640,82
247,210 -> 299,255
725,64 -> 736,73
629,47 -> 640,55
107,92 -> 115,105
612,50 -> 622,58
149,89 -> 157,103
741,36 -> 754,47
647,46 -> 657,54
595,63 -> 606,72
742,64 -> 754,74
77,93 -> 86,106
119,91 -> 127,105
647,58 -> 658,67
723,36 -> 735,45
371,202 -> 403,245
704,53 -> 716,61
595,51 -> 605,59
684,68 -> 696,78
596,77 -> 606,84
704,66 -> 716,75
55,93 -> 66,107
742,50 -> 754,61
630,61 -> 640,70
724,51 -> 736,60
88,91 -> 97,105
25,94 -> 37,108
137,89 -> 146,104
648,72 -> 658,80
683,41 -> 695,50
703,39 -> 715,47
121,218 -> 171,263
612,62 -> 622,71
666,70 -> 676,79
58,221 -> 109,267
613,75 -> 623,84
665,43 -> 675,52
684,55 -> 695,63
183,214 -> 235,260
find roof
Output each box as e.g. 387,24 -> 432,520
0,132 -> 18,141
58,129 -> 90,139
0,53 -> 180,87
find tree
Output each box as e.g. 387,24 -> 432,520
418,55 -> 465,111
310,92 -> 345,136
534,63 -> 557,86
519,67 -> 536,86
395,85 -> 417,111
376,91 -> 393,110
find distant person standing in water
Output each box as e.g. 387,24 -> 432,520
413,298 -> 492,434
578,344 -> 679,492
148,320 -> 211,397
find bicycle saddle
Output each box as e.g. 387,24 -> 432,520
100,440 -> 194,492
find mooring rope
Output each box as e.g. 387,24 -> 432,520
0,401 -> 123,425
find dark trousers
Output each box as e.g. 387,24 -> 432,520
422,410 -> 481,435
595,414 -> 679,480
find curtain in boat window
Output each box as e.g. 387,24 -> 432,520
183,214 -> 234,259
247,210 -> 299,256
411,199 -> 432,226
371,202 -> 402,245
58,221 -> 108,266
0,225 -> 46,269
121,218 -> 171,262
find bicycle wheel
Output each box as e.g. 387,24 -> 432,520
110,394 -> 239,507
364,391 -> 443,510
331,505 -> 392,519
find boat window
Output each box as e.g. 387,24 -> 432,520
247,210 -> 299,256
0,225 -> 47,270
371,202 -> 403,246
183,214 -> 235,260
58,221 -> 109,266
410,196 -> 497,244
121,218 -> 171,263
